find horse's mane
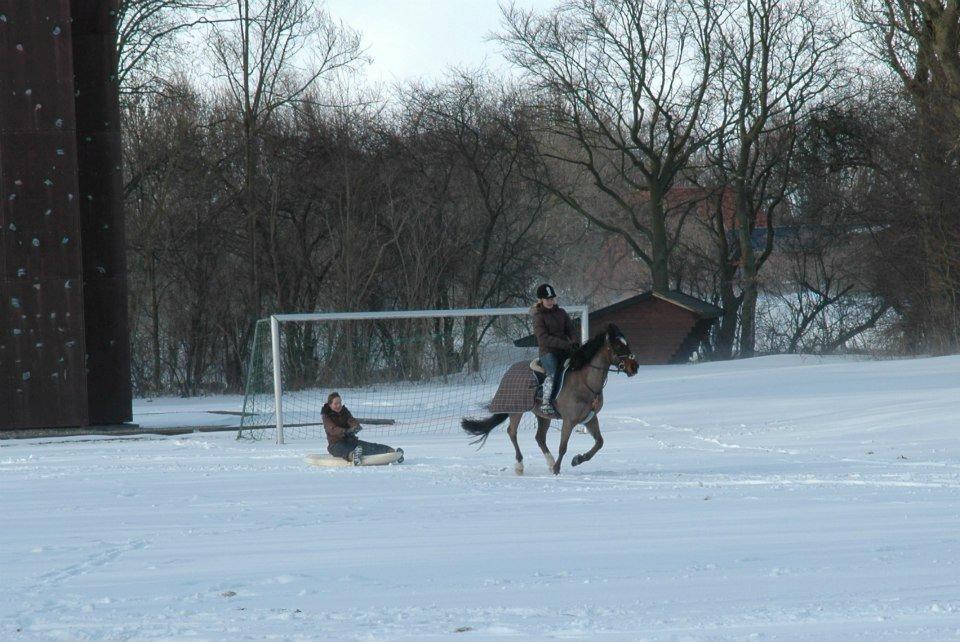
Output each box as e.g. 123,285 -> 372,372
567,332 -> 605,371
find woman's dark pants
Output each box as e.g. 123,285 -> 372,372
328,436 -> 395,460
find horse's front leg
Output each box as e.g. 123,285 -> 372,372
507,414 -> 523,475
534,415 -> 555,472
571,415 -> 603,467
553,419 -> 575,475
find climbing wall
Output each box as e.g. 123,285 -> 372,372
0,0 -> 131,429
72,0 -> 131,425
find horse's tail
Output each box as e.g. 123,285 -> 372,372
461,413 -> 509,447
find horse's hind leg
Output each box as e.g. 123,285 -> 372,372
534,415 -> 555,472
571,415 -> 603,467
507,414 -> 523,475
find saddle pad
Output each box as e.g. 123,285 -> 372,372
489,361 -> 539,413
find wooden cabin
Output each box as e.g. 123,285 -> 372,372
517,291 -> 723,365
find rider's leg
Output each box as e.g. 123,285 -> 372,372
540,351 -> 560,413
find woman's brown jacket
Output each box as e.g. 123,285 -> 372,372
321,403 -> 360,445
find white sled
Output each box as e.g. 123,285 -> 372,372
303,451 -> 402,468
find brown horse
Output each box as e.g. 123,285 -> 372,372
462,324 -> 638,475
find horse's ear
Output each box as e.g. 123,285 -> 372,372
607,323 -> 627,345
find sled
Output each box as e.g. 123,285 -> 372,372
303,451 -> 403,468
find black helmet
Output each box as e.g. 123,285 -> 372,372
536,283 -> 557,299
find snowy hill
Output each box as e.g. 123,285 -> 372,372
2,355 -> 959,640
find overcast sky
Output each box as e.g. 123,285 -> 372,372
323,0 -> 557,86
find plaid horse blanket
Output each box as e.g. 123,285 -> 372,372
488,361 -> 542,413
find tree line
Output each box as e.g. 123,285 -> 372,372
116,0 -> 960,395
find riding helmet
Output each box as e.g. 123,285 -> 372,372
536,283 -> 557,299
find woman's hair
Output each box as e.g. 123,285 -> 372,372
327,391 -> 341,405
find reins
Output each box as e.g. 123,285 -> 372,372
583,344 -> 634,397
583,349 -> 612,398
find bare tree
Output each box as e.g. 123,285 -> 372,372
117,0 -> 231,95
704,0 -> 846,357
403,74 -> 552,368
759,223 -> 892,354
207,0 -> 363,373
497,0 -> 722,292
854,0 -> 960,353
124,84 -> 235,394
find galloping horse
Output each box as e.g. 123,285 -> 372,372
462,324 -> 638,475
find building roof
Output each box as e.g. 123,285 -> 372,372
581,290 -> 723,320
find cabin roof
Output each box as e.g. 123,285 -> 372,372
593,290 -> 723,320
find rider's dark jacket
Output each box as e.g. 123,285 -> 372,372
531,303 -> 577,357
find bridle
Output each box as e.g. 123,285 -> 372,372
610,350 -> 636,373
584,340 -> 635,396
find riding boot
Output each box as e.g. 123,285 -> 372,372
540,375 -> 555,414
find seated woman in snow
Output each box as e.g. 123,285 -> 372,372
321,392 -> 401,465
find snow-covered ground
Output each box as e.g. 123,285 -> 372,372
2,355 -> 960,641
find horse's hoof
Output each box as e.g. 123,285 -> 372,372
552,463 -> 561,475
571,455 -> 583,467
515,461 -> 524,476
544,455 -> 556,472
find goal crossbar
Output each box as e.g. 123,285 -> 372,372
272,306 -> 588,327
267,306 -> 590,444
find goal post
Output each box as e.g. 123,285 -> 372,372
239,306 -> 590,444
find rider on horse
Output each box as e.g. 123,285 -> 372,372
531,283 -> 579,414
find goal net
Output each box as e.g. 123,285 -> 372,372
237,307 -> 590,443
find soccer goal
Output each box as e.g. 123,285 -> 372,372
237,306 -> 590,443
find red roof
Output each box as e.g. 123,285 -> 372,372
581,187 -> 769,298
635,186 -> 768,230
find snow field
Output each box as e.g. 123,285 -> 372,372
2,355 -> 960,640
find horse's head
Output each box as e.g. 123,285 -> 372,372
606,324 -> 638,376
